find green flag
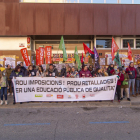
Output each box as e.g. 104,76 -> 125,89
74,46 -> 81,70
59,36 -> 67,61
114,50 -> 121,67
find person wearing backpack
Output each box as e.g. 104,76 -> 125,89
121,69 -> 130,101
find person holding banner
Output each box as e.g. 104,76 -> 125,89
70,67 -> 79,78
79,65 -> 92,78
46,64 -> 58,77
93,68 -> 104,77
116,67 -> 124,103
107,64 -> 115,76
101,67 -> 108,76
20,62 -> 27,76
66,66 -> 72,78
0,70 -> 9,105
36,65 -> 45,77
27,65 -> 36,77
88,65 -> 94,76
60,65 -> 66,77
10,65 -> 24,104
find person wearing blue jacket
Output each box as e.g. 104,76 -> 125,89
10,65 -> 24,104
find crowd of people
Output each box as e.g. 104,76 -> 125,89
0,61 -> 139,105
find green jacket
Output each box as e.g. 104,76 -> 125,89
121,73 -> 129,89
6,68 -> 13,81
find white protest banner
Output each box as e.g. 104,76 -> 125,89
13,76 -> 117,102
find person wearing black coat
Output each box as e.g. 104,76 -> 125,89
60,65 -> 66,77
27,65 -> 36,77
20,62 -> 27,76
46,64 -> 58,77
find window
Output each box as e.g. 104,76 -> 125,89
35,41 -> 91,50
136,39 -> 140,48
121,0 -> 132,4
79,0 -> 91,3
93,0 -> 104,3
134,0 -> 140,4
123,39 -> 134,48
106,0 -> 117,3
96,39 -> 112,48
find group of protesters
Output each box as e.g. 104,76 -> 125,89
0,61 -> 139,105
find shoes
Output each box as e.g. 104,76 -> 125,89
13,102 -> 16,105
127,98 -> 131,101
5,100 -> 8,105
132,95 -> 136,97
20,102 -> 22,104
7,93 -> 10,96
120,98 -> 123,100
12,93 -> 13,96
118,100 -> 120,103
0,100 -> 3,105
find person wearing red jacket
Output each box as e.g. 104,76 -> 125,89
79,65 -> 92,78
126,62 -> 137,97
116,67 -> 124,102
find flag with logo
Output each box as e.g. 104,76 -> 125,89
74,46 -> 81,70
94,46 -> 100,68
128,43 -> 132,61
83,43 -> 94,55
111,37 -> 119,61
59,36 -> 67,61
20,48 -> 30,66
114,50 -> 121,67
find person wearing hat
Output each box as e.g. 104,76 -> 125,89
121,69 -> 130,101
116,67 -> 124,103
46,64 -> 58,77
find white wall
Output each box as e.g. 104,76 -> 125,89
0,37 -> 30,50
115,37 -> 121,49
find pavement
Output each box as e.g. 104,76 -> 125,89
0,95 -> 140,140
0,107 -> 140,140
0,94 -> 140,108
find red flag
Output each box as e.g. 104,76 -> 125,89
45,46 -> 52,64
111,37 -> 119,61
81,53 -> 84,63
20,48 -> 30,66
36,49 -> 40,65
128,43 -> 132,60
83,43 -> 94,55
39,47 -> 44,65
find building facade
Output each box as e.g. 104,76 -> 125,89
0,0 -> 140,68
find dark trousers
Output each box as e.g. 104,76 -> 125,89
12,87 -> 15,103
116,85 -> 121,100
7,80 -> 12,93
1,87 -> 7,100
